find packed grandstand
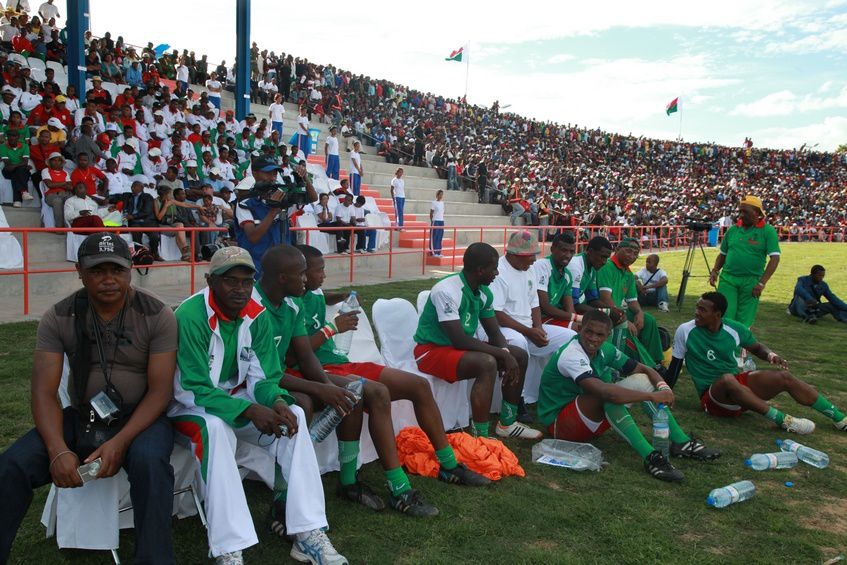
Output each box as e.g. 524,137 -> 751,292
0,1 -> 844,248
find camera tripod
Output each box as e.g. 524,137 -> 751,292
676,229 -> 712,311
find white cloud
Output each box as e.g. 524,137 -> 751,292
750,116 -> 847,150
547,53 -> 576,64
731,85 -> 847,116
764,27 -> 847,54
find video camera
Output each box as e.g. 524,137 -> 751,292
241,174 -> 309,209
685,216 -> 713,232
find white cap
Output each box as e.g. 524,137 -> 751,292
46,117 -> 65,129
148,147 -> 162,157
186,159 -> 198,167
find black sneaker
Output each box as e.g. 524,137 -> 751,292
517,397 -> 534,424
438,463 -> 491,487
644,450 -> 684,483
268,499 -> 294,541
804,315 -> 818,324
337,481 -> 386,511
389,489 -> 439,517
671,436 -> 722,461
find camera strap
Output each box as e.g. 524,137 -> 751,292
90,296 -> 128,398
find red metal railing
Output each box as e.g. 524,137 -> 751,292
0,226 -> 224,315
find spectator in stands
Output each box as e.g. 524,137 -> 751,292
124,59 -> 142,87
349,140 -> 363,196
70,151 -> 107,197
0,128 -> 31,206
99,53 -> 122,83
118,180 -> 163,261
205,70 -> 222,109
86,76 -> 112,106
0,233 -> 177,565
352,195 -> 376,253
390,167 -> 405,228
324,125 -> 340,180
154,185 -> 197,261
296,104 -> 310,158
18,80 -> 40,113
636,253 -> 670,312
0,85 -> 20,120
789,265 -> 847,324
37,116 -> 66,147
67,123 -> 102,163
37,0 -> 59,21
63,181 -> 105,229
430,189 -> 445,257
41,151 -> 71,226
332,192 -> 355,254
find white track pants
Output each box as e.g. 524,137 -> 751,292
170,404 -> 326,557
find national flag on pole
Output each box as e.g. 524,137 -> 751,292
445,47 -> 464,62
666,97 -> 679,116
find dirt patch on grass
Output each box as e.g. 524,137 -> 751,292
799,497 -> 847,536
525,539 -> 559,552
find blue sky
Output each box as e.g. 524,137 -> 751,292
79,0 -> 847,150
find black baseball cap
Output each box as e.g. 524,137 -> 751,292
77,233 -> 132,269
253,156 -> 282,172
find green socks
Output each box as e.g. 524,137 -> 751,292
435,445 -> 458,470
472,420 -> 490,438
604,402 -> 655,459
500,400 -> 518,427
338,440 -> 360,486
273,464 -> 287,503
764,406 -> 786,426
385,467 -> 412,496
811,395 -> 845,422
640,402 -> 690,444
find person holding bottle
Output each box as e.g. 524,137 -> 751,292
537,309 -> 720,483
667,291 -> 847,434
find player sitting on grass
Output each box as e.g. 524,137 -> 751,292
534,232 -> 582,329
667,292 -> 847,434
255,245 -> 439,521
414,242 -> 541,440
537,309 -> 721,483
294,244 -> 490,490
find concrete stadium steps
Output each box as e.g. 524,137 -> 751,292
425,242 -> 508,267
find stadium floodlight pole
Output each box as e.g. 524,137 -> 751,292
66,0 -> 89,105
235,0 -> 251,120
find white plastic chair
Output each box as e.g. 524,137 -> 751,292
365,212 -> 388,250
46,60 -> 66,76
8,53 -> 27,66
372,298 -> 471,431
0,176 -> 12,203
30,67 -> 46,83
27,56 -> 46,70
38,181 -> 56,228
296,212 -> 333,254
157,235 -> 183,261
416,290 -> 430,315
0,205 -> 23,269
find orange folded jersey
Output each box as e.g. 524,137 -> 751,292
396,427 -> 525,481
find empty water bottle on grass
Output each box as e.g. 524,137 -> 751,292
531,439 -> 604,472
309,378 -> 364,442
745,452 -> 798,470
777,439 -> 829,469
332,291 -> 360,356
652,403 -> 670,459
707,480 -> 756,508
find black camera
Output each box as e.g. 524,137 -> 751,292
685,216 -> 713,232
242,176 -> 309,209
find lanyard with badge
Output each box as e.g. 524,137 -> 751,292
87,300 -> 128,425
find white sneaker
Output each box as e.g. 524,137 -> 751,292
291,529 -> 348,565
12,201 -> 21,207
782,415 -> 815,435
833,417 -> 847,431
21,191 -> 33,201
658,301 -> 669,312
495,421 -> 543,440
215,550 -> 244,565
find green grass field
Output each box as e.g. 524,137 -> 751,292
2,243 -> 847,564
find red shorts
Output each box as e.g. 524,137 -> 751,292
547,400 -> 610,442
542,316 -> 577,329
413,343 -> 467,383
701,372 -> 750,417
322,362 -> 385,381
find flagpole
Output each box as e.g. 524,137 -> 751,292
464,41 -> 470,103
678,98 -> 683,141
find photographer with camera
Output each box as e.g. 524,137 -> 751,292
0,233 -> 178,564
234,156 -> 317,276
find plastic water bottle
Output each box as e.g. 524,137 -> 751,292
745,452 -> 798,470
777,439 -> 829,469
706,480 -> 756,508
332,291 -> 360,356
531,439 -> 604,472
652,403 -> 670,459
309,378 -> 364,443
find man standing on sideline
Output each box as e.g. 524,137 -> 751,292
667,292 -> 847,434
709,195 -> 780,327
636,253 -> 670,312
0,233 -> 177,564
296,105 -> 311,159
430,189 -> 445,257
390,167 -> 405,228
789,265 -> 847,324
324,125 -> 340,180
269,93 -> 286,138
349,141 -> 363,196
414,243 -> 540,440
489,230 -> 573,408
168,247 -> 347,565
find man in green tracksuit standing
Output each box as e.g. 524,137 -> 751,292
709,195 -> 780,328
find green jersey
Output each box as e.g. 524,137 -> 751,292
719,222 -> 780,278
597,255 -> 638,309
256,285 -> 308,370
566,253 -> 600,304
672,318 -> 757,396
534,255 -> 573,308
537,336 -> 636,427
414,272 -> 495,346
300,288 -> 348,366
0,142 -> 29,166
